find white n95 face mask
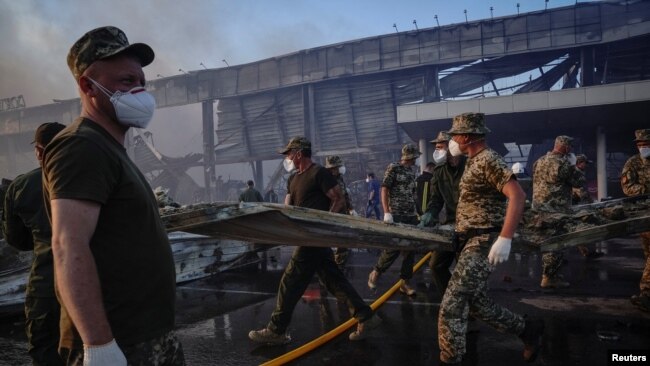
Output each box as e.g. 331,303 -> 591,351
567,153 -> 577,166
338,166 -> 346,175
640,147 -> 650,159
89,78 -> 156,129
433,149 -> 447,164
449,139 -> 463,157
283,158 -> 296,172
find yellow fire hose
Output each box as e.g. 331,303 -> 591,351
260,251 -> 433,366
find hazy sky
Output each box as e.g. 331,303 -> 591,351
0,0 -> 580,182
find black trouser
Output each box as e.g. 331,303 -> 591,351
25,296 -> 63,366
373,215 -> 419,280
429,250 -> 456,297
269,246 -> 372,334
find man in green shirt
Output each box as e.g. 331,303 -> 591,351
3,122 -> 66,365
239,180 -> 263,202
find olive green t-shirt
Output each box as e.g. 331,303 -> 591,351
42,118 -> 176,349
287,164 -> 337,211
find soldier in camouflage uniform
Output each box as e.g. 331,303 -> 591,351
572,154 -> 604,259
438,113 -> 543,365
367,144 -> 420,296
532,135 -> 585,288
417,131 -> 466,297
325,155 -> 356,268
620,129 -> 650,312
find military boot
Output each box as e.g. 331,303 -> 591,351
630,294 -> 650,312
540,275 -> 570,288
349,314 -> 382,341
519,318 -> 544,362
399,279 -> 416,296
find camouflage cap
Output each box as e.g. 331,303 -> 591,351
279,136 -> 311,154
32,122 -> 66,145
576,154 -> 593,164
325,155 -> 343,168
430,131 -> 451,144
447,112 -> 491,135
67,26 -> 155,81
401,144 -> 421,161
634,129 -> 650,142
555,135 -> 574,147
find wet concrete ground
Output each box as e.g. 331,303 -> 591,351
1,236 -> 649,365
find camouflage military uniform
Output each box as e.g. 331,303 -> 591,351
532,151 -> 585,278
621,147 -> 650,301
334,173 -> 353,266
423,156 -> 465,297
439,148 -> 525,363
373,162 -> 418,279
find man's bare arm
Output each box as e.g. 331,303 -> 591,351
326,185 -> 344,213
500,179 -> 525,238
380,186 -> 390,213
51,198 -> 113,345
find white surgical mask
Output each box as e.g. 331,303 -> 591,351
433,149 -> 447,164
365,178 -> 370,183
449,139 -> 463,157
338,166 -> 346,175
567,153 -> 577,166
640,147 -> 650,159
89,78 -> 156,129
283,158 -> 296,172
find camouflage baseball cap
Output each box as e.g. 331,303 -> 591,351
430,131 -> 451,144
67,26 -> 155,81
555,135 -> 574,147
576,154 -> 593,164
279,136 -> 312,154
401,144 -> 421,161
447,112 -> 491,135
325,155 -> 343,168
634,129 -> 650,142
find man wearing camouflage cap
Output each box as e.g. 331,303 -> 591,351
417,131 -> 466,297
249,137 -> 380,344
621,129 -> 650,312
532,135 -> 585,288
571,154 -> 603,259
42,27 -> 184,365
325,155 -> 357,268
3,122 -> 66,365
367,144 -> 421,296
437,113 -> 542,365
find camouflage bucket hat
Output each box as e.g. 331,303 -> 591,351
325,155 -> 343,168
447,112 -> 490,135
634,129 -> 650,142
279,136 -> 312,154
401,144 -> 421,161
555,135 -> 574,147
575,154 -> 593,164
67,26 -> 155,81
430,131 -> 451,144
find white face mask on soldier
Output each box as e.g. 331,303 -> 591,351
338,166 -> 346,175
640,147 -> 650,159
88,78 -> 156,129
433,149 -> 447,164
449,139 -> 463,157
283,157 -> 296,172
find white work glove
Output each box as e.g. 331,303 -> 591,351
567,153 -> 577,166
349,209 -> 359,216
487,236 -> 512,266
83,339 -> 126,366
383,212 -> 394,223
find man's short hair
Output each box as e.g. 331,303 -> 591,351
247,180 -> 254,186
32,122 -> 66,146
367,172 -> 375,178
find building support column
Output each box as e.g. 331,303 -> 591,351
202,100 -> 216,202
596,126 -> 607,201
419,138 -> 428,174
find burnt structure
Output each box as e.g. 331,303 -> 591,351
1,0 -> 649,202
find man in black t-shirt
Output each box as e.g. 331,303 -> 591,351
249,137 -> 381,345
42,26 -> 184,365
